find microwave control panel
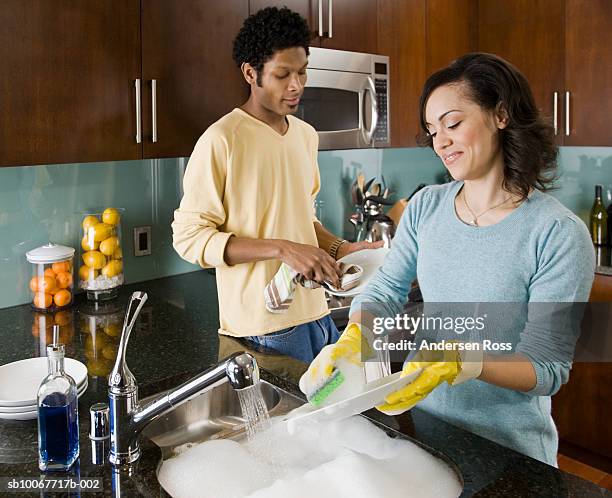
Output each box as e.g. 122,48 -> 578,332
374,78 -> 389,144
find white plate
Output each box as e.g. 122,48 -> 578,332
286,368 -> 422,433
0,357 -> 88,407
326,247 -> 390,297
0,380 -> 88,421
0,380 -> 88,414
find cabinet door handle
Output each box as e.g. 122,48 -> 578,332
152,79 -> 158,143
328,0 -> 333,38
565,91 -> 570,136
318,0 -> 323,37
553,92 -> 558,136
135,79 -> 142,144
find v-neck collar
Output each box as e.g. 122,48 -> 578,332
235,108 -> 291,138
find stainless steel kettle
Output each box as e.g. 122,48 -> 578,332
366,215 -> 395,247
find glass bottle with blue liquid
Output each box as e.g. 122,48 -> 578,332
37,325 -> 80,471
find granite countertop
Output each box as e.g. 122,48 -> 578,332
0,272 -> 609,497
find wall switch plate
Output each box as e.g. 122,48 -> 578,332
133,226 -> 152,256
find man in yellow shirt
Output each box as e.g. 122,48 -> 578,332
172,7 -> 378,362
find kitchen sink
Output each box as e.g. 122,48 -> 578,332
142,380 -> 303,458
143,378 -> 463,498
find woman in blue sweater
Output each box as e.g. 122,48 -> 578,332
300,53 -> 595,466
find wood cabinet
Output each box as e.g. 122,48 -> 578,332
478,0 -> 565,144
478,0 -> 612,146
141,0 -> 249,159
552,272 -> 612,459
0,1 -> 249,167
378,0 -> 475,147
564,0 -> 612,146
250,0 -> 377,54
0,1 -> 142,167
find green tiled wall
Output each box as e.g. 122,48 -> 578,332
0,147 -> 610,309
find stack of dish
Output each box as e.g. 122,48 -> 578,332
0,357 -> 88,420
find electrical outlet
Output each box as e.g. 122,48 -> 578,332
133,226 -> 152,256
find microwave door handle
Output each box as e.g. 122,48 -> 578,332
363,77 -> 378,144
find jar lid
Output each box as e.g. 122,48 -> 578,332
26,243 -> 75,264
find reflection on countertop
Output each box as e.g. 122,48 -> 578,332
0,271 -> 609,497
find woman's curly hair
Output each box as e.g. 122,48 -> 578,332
232,7 -> 311,86
417,53 -> 558,200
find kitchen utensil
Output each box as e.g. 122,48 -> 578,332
362,178 -> 375,198
325,247 -> 389,297
357,174 -> 365,194
350,180 -> 358,205
367,217 -> 395,248
370,183 -> 381,197
364,195 -> 394,206
285,369 -> 423,433
26,243 -> 75,312
0,357 -> 87,407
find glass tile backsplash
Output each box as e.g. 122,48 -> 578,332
0,147 -> 610,309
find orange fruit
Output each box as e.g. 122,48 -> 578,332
40,276 -> 57,294
82,215 -> 99,231
53,289 -> 72,307
52,261 -> 71,274
102,208 -> 121,226
29,276 -> 40,293
44,268 -> 56,278
33,292 -> 53,309
82,251 -> 106,270
55,271 -> 73,289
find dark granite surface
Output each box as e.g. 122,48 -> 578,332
0,272 -> 609,497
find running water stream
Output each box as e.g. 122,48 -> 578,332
236,383 -> 272,439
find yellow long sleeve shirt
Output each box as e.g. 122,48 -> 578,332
172,108 -> 329,337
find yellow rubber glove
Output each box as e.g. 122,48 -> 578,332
299,323 -> 371,403
376,348 -> 462,416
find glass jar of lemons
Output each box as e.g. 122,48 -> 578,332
78,208 -> 124,301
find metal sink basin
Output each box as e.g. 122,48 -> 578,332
142,380 -> 303,458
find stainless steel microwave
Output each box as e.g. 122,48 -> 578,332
297,47 -> 390,150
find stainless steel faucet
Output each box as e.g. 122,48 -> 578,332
108,291 -> 260,465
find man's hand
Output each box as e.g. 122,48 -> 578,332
336,240 -> 384,260
278,240 -> 342,287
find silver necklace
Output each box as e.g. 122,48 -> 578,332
462,188 -> 512,226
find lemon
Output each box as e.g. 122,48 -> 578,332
99,236 -> 119,256
82,251 -> 106,270
78,264 -> 98,281
102,208 -> 121,226
113,247 -> 123,260
89,223 -> 113,242
82,215 -> 99,231
81,236 -> 99,251
102,343 -> 119,360
101,259 -> 123,278
103,323 -> 121,337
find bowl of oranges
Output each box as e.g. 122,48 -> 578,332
26,243 -> 75,311
78,208 -> 124,301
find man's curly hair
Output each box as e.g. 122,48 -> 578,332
232,7 -> 311,86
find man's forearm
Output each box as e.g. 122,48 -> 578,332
314,221 -> 341,255
223,236 -> 283,266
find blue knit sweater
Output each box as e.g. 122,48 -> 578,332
350,181 -> 595,466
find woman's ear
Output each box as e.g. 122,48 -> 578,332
495,102 -> 509,129
241,63 -> 257,85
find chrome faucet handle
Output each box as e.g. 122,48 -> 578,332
109,291 -> 148,394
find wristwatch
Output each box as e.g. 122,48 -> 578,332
329,238 -> 347,260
